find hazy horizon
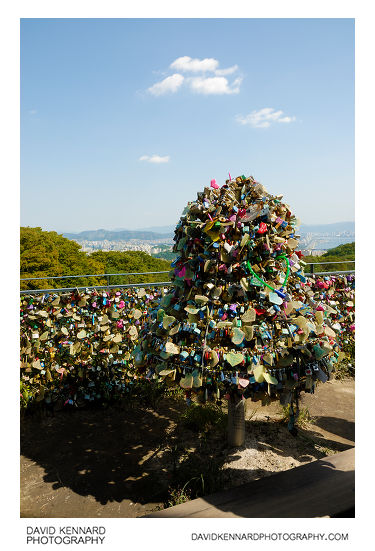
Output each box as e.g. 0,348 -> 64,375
22,220 -> 356,236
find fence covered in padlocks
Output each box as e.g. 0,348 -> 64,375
20,287 -> 165,409
20,275 -> 354,411
20,175 -> 355,415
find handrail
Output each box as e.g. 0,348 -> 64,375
20,282 -> 172,295
20,261 -> 355,282
304,270 -> 355,276
20,270 -> 355,295
307,260 -> 355,265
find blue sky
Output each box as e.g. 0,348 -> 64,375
20,18 -> 354,233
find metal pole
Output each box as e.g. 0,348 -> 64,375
227,394 -> 246,447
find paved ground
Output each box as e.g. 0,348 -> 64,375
20,378 -> 354,518
251,378 -> 355,445
147,448 -> 355,518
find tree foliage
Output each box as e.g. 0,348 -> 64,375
321,242 -> 355,258
152,251 -> 178,262
90,250 -> 171,284
303,242 -> 355,273
20,227 -> 172,290
21,227 -> 106,290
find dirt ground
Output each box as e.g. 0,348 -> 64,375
20,378 -> 354,518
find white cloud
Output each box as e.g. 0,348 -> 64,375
139,155 -> 170,164
215,65 -> 239,76
236,108 -> 296,128
170,56 -> 239,78
148,57 -> 242,96
170,56 -> 219,73
278,116 -> 295,123
188,76 -> 242,95
28,109 -> 37,115
148,73 -> 184,96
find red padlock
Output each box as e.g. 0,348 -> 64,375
257,222 -> 267,234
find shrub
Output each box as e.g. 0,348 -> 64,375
180,403 -> 227,433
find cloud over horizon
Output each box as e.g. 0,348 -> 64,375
139,154 -> 170,163
148,56 -> 242,96
236,108 -> 296,128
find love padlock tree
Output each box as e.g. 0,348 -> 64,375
137,174 -> 343,445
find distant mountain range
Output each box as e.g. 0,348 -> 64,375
63,221 -> 354,242
298,221 -> 354,234
113,225 -> 176,234
63,229 -> 174,241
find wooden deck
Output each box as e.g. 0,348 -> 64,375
145,447 -> 355,518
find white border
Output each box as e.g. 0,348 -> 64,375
1,1 -> 373,550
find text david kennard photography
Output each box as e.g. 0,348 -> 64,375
26,526 -> 105,545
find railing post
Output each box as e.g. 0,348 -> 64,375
228,394 -> 246,447
310,263 -> 314,274
107,275 -> 110,286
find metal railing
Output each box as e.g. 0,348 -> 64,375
19,261 -> 355,283
20,270 -> 170,286
19,261 -> 354,295
20,281 -> 172,295
305,260 -> 354,276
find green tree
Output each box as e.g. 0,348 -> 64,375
152,251 -> 178,262
89,250 -> 171,285
321,242 -> 355,258
20,227 -> 106,290
303,242 -> 355,273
